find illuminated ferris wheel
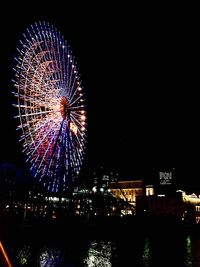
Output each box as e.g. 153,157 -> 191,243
12,21 -> 87,193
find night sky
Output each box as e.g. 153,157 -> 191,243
0,4 -> 199,191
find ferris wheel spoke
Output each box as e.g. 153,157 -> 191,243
54,33 -> 64,87
69,134 -> 82,168
35,130 -> 57,177
67,67 -> 73,96
46,23 -> 62,89
45,146 -> 61,191
70,113 -> 86,130
43,117 -> 66,178
69,92 -> 83,107
54,140 -> 67,192
66,49 -> 73,90
68,72 -> 81,98
59,38 -> 66,90
26,126 -> 54,161
19,117 -> 58,142
15,109 -> 60,118
21,39 -> 61,96
68,70 -> 78,99
70,104 -> 86,111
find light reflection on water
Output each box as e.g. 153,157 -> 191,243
140,233 -> 200,267
185,235 -> 193,267
3,233 -> 200,266
39,247 -> 63,267
83,240 -> 112,267
14,244 -> 64,266
185,235 -> 200,267
142,238 -> 151,267
16,244 -> 31,266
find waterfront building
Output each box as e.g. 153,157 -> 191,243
176,190 -> 200,224
136,189 -> 200,224
109,180 -> 154,207
136,192 -> 184,221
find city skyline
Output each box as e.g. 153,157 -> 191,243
0,6 -> 199,191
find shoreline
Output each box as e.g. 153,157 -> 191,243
1,214 -> 200,241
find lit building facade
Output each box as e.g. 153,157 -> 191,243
109,180 -> 154,206
177,190 -> 200,224
136,189 -> 200,224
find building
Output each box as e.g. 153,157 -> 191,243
109,180 -> 154,207
177,190 -> 200,224
136,189 -> 200,224
136,192 -> 184,221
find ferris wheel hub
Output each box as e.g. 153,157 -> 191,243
60,96 -> 70,119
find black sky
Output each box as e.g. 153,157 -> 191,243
0,4 -> 199,190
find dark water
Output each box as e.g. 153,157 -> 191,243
1,227 -> 200,266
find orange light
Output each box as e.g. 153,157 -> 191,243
70,123 -> 78,135
0,241 -> 13,267
81,115 -> 86,120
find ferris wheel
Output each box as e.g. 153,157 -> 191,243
12,21 -> 87,193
